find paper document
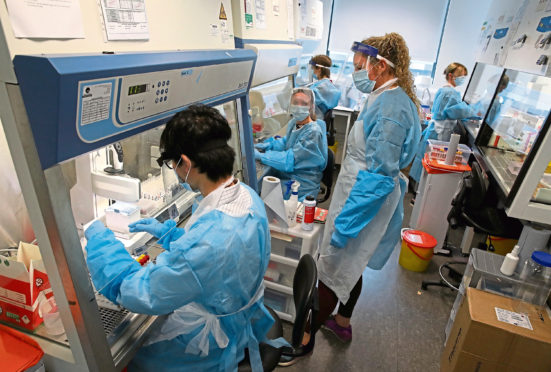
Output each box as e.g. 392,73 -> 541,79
255,0 -> 266,29
100,0 -> 150,40
5,0 -> 85,39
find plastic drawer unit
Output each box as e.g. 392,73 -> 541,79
264,222 -> 322,322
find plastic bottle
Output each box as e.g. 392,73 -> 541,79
301,195 -> 316,231
500,245 -> 520,276
517,251 -> 551,305
285,181 -> 300,227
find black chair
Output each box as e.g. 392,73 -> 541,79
324,109 -> 335,146
318,148 -> 335,204
421,161 -> 523,290
238,254 -> 319,371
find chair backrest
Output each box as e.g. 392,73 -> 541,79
291,254 -> 317,348
447,161 -> 488,229
318,148 -> 334,203
324,109 -> 335,146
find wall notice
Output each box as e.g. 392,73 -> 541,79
100,0 -> 150,40
5,0 -> 85,39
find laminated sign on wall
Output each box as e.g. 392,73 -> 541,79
297,0 -> 323,40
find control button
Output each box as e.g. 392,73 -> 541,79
166,80 -> 170,86
156,90 -> 160,95
161,89 -> 164,94
155,98 -> 159,103
162,81 -> 166,86
157,82 -> 161,87
165,88 -> 168,94
164,96 -> 168,102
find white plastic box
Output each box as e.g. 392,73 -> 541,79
105,202 -> 140,236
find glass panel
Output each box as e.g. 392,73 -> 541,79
249,77 -> 293,141
461,63 -> 505,139
477,70 -> 551,197
89,126 -> 193,224
295,54 -> 313,87
532,161 -> 551,205
213,101 -> 243,181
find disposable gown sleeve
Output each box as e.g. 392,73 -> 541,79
441,93 -> 480,120
259,136 -> 287,152
331,117 -> 406,248
85,220 -> 204,315
258,125 -> 325,174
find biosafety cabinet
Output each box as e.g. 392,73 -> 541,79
0,49 -> 258,371
474,68 -> 551,225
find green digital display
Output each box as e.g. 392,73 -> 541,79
128,84 -> 147,96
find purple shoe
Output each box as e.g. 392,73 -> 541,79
322,316 -> 352,342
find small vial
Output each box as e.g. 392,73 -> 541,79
301,196 -> 316,231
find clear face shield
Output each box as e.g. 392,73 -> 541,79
308,60 -> 329,82
350,42 -> 396,94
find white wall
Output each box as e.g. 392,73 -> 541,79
433,0 -> 493,93
328,0 -> 448,62
0,0 -> 235,82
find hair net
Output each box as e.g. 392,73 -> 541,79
290,87 -> 316,118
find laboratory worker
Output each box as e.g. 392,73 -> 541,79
307,55 -> 342,118
298,34 -> 421,352
410,62 -> 480,183
254,88 -> 328,201
85,105 -> 273,372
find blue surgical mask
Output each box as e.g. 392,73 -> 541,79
289,104 -> 310,121
455,76 -> 467,87
352,69 -> 376,93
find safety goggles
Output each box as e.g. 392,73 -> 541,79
351,41 -> 395,68
156,152 -> 181,169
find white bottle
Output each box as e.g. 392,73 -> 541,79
285,182 -> 300,227
500,245 -> 521,276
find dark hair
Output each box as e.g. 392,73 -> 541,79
160,105 -> 235,182
311,55 -> 332,78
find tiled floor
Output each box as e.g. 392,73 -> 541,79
277,189 -> 464,372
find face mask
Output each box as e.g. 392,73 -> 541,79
352,69 -> 376,93
455,76 -> 467,87
289,104 -> 310,121
173,158 -> 198,192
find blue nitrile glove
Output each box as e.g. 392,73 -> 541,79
128,218 -> 166,238
330,230 -> 348,249
254,149 -> 263,161
255,142 -> 271,151
85,220 -> 109,241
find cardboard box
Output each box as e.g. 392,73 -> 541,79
0,243 -> 51,330
441,287 -> 551,372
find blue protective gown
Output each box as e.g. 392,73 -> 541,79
309,78 -> 342,117
256,118 -> 328,201
410,86 -> 479,182
85,182 -> 273,372
317,87 -> 420,304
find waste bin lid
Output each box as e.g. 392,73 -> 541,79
402,229 -> 437,249
0,324 -> 44,371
